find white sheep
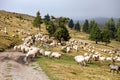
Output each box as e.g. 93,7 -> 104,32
116,57 -> 120,62
66,47 -> 71,53
50,52 -> 61,59
92,53 -> 100,61
99,56 -> 106,61
74,55 -> 86,66
24,47 -> 40,64
61,46 -> 66,50
84,54 -> 92,63
106,57 -> 113,61
73,45 -> 78,52
39,49 -> 45,55
44,51 -> 51,57
14,46 -> 17,51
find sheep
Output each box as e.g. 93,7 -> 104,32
92,52 -> 100,61
49,40 -> 57,47
108,64 -> 120,73
106,57 -> 113,61
73,44 -> 78,52
39,49 -> 45,55
50,52 -> 61,59
24,47 -> 40,64
116,57 -> 120,62
84,54 -> 92,63
13,45 -> 22,52
61,46 -> 67,50
84,53 -> 88,56
66,46 -> 71,53
99,56 -> 106,61
74,55 -> 86,66
44,51 -> 51,57
14,46 -> 18,51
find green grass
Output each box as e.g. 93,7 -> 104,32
37,54 -> 120,80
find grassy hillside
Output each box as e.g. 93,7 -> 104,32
37,24 -> 120,80
0,10 -> 40,51
37,29 -> 120,80
0,10 -> 120,80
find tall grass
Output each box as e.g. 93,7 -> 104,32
37,53 -> 120,80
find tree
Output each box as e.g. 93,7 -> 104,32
54,24 -> 70,42
33,11 -> 42,31
74,21 -> 80,32
101,29 -> 111,46
44,14 -> 50,25
88,20 -> 96,33
83,19 -> 89,33
115,27 -> 120,42
68,19 -> 74,29
116,18 -> 120,30
89,22 -> 101,44
105,18 -> 116,39
115,18 -> 120,41
46,21 -> 56,37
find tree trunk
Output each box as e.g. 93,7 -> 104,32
95,41 -> 97,44
39,26 -> 41,31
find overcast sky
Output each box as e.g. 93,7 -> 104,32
0,0 -> 120,19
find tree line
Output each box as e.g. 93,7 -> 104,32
68,18 -> 120,45
32,11 -> 70,43
32,11 -> 120,45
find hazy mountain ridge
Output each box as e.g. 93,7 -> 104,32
74,17 -> 119,28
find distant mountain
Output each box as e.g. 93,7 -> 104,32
74,17 -> 119,28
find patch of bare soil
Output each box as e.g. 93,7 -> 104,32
0,51 -> 50,80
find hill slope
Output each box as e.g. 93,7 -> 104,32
0,10 -> 39,51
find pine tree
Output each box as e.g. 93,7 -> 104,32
115,27 -> 120,42
33,11 -> 42,31
54,24 -> 70,42
115,18 -> 120,41
74,21 -> 80,32
116,18 -> 120,30
83,19 -> 89,33
44,14 -> 50,25
68,19 -> 74,29
88,20 -> 95,33
105,18 -> 116,39
89,22 -> 101,44
101,29 -> 111,46
46,21 -> 56,37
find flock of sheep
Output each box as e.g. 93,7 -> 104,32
13,33 -> 120,73
14,33 -> 62,64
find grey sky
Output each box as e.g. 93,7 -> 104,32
0,0 -> 120,19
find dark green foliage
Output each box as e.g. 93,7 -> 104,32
58,17 -> 69,26
51,16 -> 55,19
105,18 -> 116,39
116,18 -> 120,30
74,21 -> 80,32
89,22 -> 101,44
115,19 -> 120,41
101,29 -> 111,46
115,27 -> 120,42
33,11 -> 42,31
83,19 -> 89,33
46,21 -> 56,37
54,24 -> 70,42
45,17 -> 70,42
68,19 -> 74,29
44,14 -> 50,25
88,20 -> 96,33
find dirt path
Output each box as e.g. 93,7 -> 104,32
0,51 -> 50,80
